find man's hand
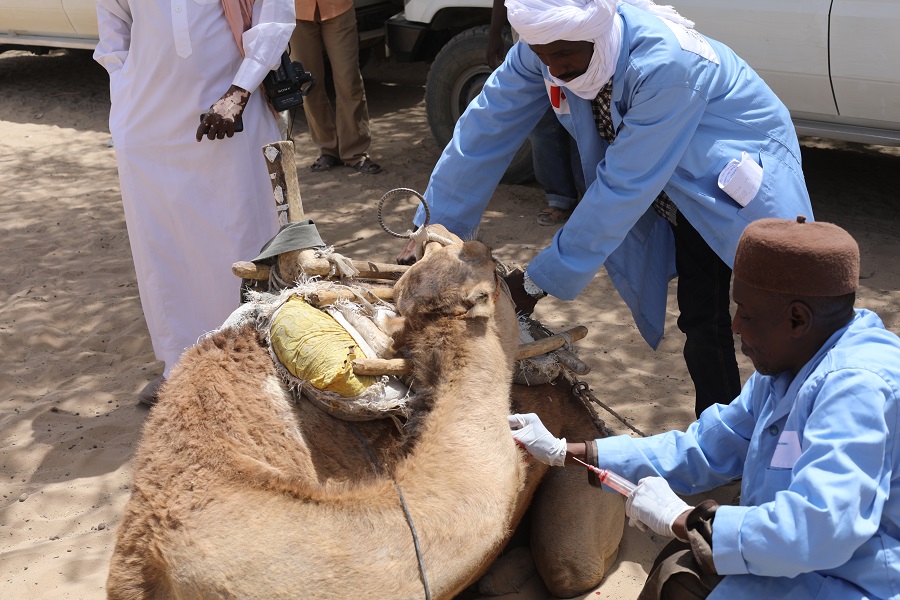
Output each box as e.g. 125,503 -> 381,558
502,269 -> 540,316
625,476 -> 692,539
508,413 -> 567,467
197,85 -> 250,141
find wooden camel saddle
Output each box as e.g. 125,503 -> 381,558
229,142 -> 606,432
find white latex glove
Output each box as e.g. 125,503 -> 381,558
625,476 -> 692,539
507,413 -> 567,467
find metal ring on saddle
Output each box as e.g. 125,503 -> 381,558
572,380 -> 591,400
377,188 -> 430,239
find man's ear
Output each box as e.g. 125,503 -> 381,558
788,301 -> 813,337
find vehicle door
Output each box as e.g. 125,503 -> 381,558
62,0 -> 99,36
829,0 -> 900,128
674,0 -> 836,120
0,0 -> 76,35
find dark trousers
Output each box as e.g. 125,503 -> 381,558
638,539 -> 722,600
671,214 -> 742,417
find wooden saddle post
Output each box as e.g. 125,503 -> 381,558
232,140 -> 308,286
264,140 -> 305,225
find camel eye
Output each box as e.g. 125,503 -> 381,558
472,291 -> 489,304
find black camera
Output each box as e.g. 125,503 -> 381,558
263,51 -> 316,112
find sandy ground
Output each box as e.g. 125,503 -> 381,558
1,48 -> 899,599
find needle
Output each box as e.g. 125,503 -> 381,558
570,456 -> 637,496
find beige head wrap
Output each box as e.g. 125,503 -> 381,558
506,0 -> 694,98
734,216 -> 860,297
220,0 -> 255,56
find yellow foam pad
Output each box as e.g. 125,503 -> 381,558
269,296 -> 376,397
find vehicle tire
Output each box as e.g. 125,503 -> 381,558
424,25 -> 535,184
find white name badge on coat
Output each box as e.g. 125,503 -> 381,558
660,20 -> 719,65
545,81 -> 571,115
770,430 -> 802,469
718,151 -> 763,207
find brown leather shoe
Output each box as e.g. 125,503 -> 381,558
138,376 -> 165,407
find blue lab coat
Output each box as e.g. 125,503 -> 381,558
597,309 -> 900,599
419,4 -> 812,347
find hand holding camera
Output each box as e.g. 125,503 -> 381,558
194,52 -> 314,142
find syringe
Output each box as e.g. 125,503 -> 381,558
570,456 -> 637,496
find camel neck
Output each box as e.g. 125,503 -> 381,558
396,316 -> 521,487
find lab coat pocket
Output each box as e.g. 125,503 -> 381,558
762,465 -> 793,492
736,151 -> 776,221
717,151 -> 762,208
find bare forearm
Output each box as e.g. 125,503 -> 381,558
489,0 -> 508,34
564,442 -> 587,465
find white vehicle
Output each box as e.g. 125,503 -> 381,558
675,0 -> 900,147
5,0 -> 898,162
0,0 -> 400,55
386,1 -> 535,181
386,0 -> 900,181
0,0 -> 98,52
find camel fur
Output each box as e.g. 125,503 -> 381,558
107,236 -> 624,599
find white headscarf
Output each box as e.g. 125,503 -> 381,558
507,0 -> 694,99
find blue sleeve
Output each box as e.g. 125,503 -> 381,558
416,43 -> 551,238
528,77 -> 708,299
713,369 -> 892,577
595,383 -> 756,495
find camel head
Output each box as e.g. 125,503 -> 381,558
386,238 -> 519,391
394,239 -> 508,323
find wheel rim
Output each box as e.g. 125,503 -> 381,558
449,65 -> 492,121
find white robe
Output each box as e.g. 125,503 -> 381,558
94,0 -> 294,376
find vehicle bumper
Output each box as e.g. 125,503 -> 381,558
385,13 -> 428,62
0,32 -> 96,51
793,118 -> 900,147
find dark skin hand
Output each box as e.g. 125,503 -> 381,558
565,441 -> 692,540
196,84 -> 250,142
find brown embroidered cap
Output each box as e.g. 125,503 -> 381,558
734,216 -> 859,296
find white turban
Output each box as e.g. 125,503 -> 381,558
506,0 -> 694,99
507,0 -> 616,46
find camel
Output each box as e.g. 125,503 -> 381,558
107,233 -> 625,599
